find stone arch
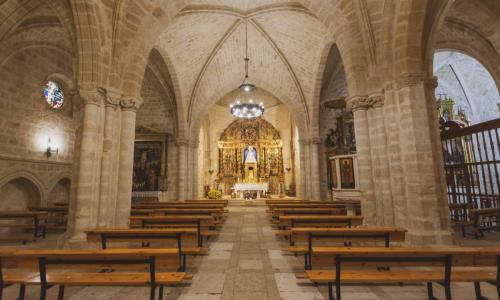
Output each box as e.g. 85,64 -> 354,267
47,176 -> 71,206
188,80 -> 310,143
433,21 -> 500,89
145,47 -> 187,139
0,170 -> 46,207
113,1 -> 371,108
68,0 -> 102,90
0,42 -> 73,69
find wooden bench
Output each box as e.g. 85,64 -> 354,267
307,246 -> 500,300
130,215 -> 216,247
463,208 -> 500,238
0,248 -> 185,300
85,228 -> 208,271
287,227 -> 406,269
277,215 -> 363,229
184,200 -> 229,207
29,206 -> 69,231
0,211 -> 48,238
272,208 -> 346,220
131,208 -> 224,221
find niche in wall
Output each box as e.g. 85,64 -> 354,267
0,177 -> 41,210
48,178 -> 70,205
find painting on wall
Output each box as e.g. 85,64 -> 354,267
133,141 -> 162,191
339,157 -> 355,189
328,158 -> 338,189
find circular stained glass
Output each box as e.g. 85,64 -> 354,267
44,80 -> 64,109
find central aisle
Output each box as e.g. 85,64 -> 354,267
175,205 -> 325,300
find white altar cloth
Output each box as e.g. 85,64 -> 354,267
233,183 -> 268,192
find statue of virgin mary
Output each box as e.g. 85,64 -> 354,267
243,146 -> 257,164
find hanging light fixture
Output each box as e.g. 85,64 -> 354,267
229,22 -> 264,119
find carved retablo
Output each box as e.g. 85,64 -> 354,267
218,118 -> 285,195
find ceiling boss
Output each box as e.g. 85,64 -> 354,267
229,21 -> 264,119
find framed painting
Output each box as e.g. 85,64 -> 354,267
328,158 -> 338,189
133,141 -> 163,191
339,157 -> 355,189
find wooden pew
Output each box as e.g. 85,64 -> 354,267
277,215 -> 363,229
131,208 -> 224,222
0,211 -> 48,239
184,200 -> 229,207
0,248 -> 185,300
130,215 -> 215,246
271,208 -> 346,220
287,227 -> 407,269
307,246 -> 500,300
85,228 -> 205,271
462,208 -> 500,238
29,206 -> 68,231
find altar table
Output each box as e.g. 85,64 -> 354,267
233,183 -> 268,199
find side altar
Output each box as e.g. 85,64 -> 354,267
217,118 -> 285,196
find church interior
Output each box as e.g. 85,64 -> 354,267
0,0 -> 500,299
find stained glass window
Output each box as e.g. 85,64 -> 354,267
44,80 -> 64,109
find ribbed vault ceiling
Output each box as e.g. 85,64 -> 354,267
154,3 -> 329,134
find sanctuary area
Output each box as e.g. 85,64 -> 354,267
0,0 -> 499,299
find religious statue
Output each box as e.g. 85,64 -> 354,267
244,146 -> 258,163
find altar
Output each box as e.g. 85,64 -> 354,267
233,183 -> 268,199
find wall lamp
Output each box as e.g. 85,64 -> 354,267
46,138 -> 59,158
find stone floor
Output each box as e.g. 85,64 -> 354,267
2,205 -> 500,299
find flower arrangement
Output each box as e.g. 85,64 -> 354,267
207,188 -> 222,199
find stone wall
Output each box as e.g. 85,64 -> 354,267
0,46 -> 76,209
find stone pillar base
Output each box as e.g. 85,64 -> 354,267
405,229 -> 456,246
58,232 -> 93,249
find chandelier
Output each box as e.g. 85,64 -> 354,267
229,22 -> 264,118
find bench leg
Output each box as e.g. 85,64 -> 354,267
327,282 -> 334,300
426,282 -> 437,300
18,284 -> 25,300
150,285 -> 155,300
158,286 -> 164,300
40,286 -> 47,300
58,285 -> 65,300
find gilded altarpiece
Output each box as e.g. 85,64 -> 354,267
218,118 -> 285,195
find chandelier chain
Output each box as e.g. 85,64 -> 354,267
244,21 -> 249,80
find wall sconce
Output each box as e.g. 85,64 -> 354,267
46,138 -> 59,158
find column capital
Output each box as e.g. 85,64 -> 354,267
395,72 -> 426,89
298,139 -> 310,146
425,76 -> 439,90
120,96 -> 143,111
310,137 -> 322,145
104,87 -> 122,108
78,88 -> 105,106
176,138 -> 190,147
368,92 -> 385,108
346,95 -> 370,112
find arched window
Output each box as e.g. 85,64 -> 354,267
43,80 -> 64,109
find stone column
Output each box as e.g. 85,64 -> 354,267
97,89 -> 120,227
67,89 -> 105,242
298,139 -> 310,199
369,92 -> 395,226
177,139 -> 189,200
346,95 -> 376,225
115,97 -> 142,228
309,137 -> 322,201
394,74 -> 453,245
190,140 -> 200,199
